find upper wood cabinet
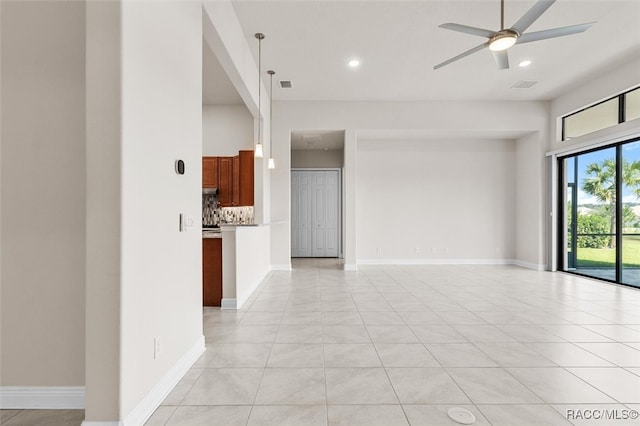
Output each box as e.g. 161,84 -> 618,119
202,157 -> 218,188
202,150 -> 254,207
232,155 -> 240,207
218,157 -> 233,207
237,150 -> 255,207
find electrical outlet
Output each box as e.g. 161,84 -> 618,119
414,247 -> 420,254
376,248 -> 382,255
154,337 -> 161,359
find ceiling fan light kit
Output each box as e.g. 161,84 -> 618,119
488,30 -> 518,51
434,0 -> 595,70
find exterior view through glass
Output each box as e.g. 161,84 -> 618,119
560,139 -> 640,288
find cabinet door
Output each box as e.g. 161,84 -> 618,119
202,157 -> 218,188
237,150 -> 254,206
232,155 -> 240,206
202,238 -> 222,306
218,157 -> 233,207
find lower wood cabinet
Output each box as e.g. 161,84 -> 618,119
202,238 -> 222,307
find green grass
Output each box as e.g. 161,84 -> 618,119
572,235 -> 640,268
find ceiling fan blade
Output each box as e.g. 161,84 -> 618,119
516,22 -> 595,44
433,42 -> 488,70
492,50 -> 510,70
511,0 -> 556,34
439,23 -> 496,38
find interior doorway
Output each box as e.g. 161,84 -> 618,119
291,169 -> 341,258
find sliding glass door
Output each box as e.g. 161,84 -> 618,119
621,141 -> 640,287
559,139 -> 640,288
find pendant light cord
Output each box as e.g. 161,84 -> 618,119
257,35 -> 262,145
255,33 -> 265,151
269,70 -> 274,157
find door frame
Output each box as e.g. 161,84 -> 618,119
291,168 -> 343,258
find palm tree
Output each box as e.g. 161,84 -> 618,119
582,158 -> 640,248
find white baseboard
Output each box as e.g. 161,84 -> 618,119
82,422 -> 122,426
357,258 -> 514,265
356,258 -> 547,271
119,335 -> 205,426
343,263 -> 357,271
221,298 -> 237,309
270,263 -> 292,271
512,259 -> 546,270
0,386 -> 85,409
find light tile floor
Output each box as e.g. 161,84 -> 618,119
143,259 -> 640,425
4,260 -> 640,425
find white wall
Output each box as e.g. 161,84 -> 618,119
357,139 -> 515,262
291,149 -> 343,168
515,131 -> 548,269
119,0 -> 203,420
271,101 -> 549,270
85,0 -> 204,422
1,0 -> 85,389
202,105 -> 253,156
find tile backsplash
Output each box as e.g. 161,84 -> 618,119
202,193 -> 254,226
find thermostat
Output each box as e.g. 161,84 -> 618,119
175,160 -> 185,175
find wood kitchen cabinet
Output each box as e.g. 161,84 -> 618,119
202,237 -> 222,306
218,157 -> 233,207
202,157 -> 218,188
202,150 -> 254,207
236,150 -> 254,206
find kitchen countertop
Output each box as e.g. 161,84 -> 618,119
203,222 -> 284,237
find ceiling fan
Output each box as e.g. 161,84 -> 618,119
434,0 -> 595,70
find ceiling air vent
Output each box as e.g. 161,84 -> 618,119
512,80 -> 538,89
279,80 -> 293,89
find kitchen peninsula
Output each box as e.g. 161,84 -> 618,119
202,151 -> 270,309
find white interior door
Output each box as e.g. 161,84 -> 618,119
291,171 -> 312,257
291,170 -> 339,258
312,172 -> 327,257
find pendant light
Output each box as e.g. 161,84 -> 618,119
267,70 -> 276,170
254,33 -> 265,158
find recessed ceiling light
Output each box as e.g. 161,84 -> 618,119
519,60 -> 532,68
348,59 -> 360,68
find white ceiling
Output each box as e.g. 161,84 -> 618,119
230,0 -> 640,102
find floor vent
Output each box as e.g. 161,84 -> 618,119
512,80 -> 538,89
279,80 -> 293,89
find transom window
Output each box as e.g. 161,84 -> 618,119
562,86 -> 640,141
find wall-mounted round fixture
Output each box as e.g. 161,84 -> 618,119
348,58 -> 360,68
175,159 -> 185,175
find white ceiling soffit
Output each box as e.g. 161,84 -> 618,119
232,0 -> 640,102
203,41 -> 245,105
291,130 -> 346,150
